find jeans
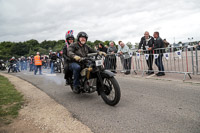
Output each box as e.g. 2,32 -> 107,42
20,62 -> 24,70
29,64 -> 33,71
69,63 -> 81,87
34,65 -> 42,75
51,62 -> 54,74
155,54 -> 164,72
24,61 -> 27,70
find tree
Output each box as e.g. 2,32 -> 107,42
126,42 -> 132,49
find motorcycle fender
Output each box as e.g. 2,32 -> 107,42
96,70 -> 115,95
100,70 -> 115,78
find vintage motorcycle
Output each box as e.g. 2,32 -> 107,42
0,61 -> 6,71
8,63 -> 17,73
68,53 -> 121,106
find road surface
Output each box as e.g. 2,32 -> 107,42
6,70 -> 200,133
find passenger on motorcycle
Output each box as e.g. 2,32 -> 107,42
67,31 -> 106,93
63,33 -> 75,85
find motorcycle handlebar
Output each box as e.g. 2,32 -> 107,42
87,53 -> 98,57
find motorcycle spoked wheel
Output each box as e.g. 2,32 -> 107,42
100,77 -> 121,106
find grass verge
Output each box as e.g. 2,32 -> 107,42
0,75 -> 24,125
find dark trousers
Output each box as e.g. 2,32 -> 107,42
69,63 -> 81,87
146,54 -> 154,71
155,54 -> 164,72
108,56 -> 116,71
124,57 -> 132,72
104,56 -> 109,69
64,62 -> 72,80
34,65 -> 42,75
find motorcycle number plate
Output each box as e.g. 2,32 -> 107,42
95,60 -> 103,66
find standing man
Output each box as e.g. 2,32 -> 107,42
34,52 -> 42,75
20,56 -> 24,71
29,55 -> 34,71
107,41 -> 118,73
118,41 -> 125,73
118,41 -> 131,75
152,31 -> 165,76
138,31 -> 154,75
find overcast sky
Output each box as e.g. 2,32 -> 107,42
0,0 -> 199,44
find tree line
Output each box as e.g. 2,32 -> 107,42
0,39 -> 115,60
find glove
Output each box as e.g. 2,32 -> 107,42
99,51 -> 107,56
74,55 -> 81,61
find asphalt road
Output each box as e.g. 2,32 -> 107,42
5,70 -> 200,133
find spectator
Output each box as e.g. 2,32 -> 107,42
197,41 -> 200,50
118,41 -> 125,73
118,41 -> 132,75
107,41 -> 117,73
24,57 -> 27,70
152,31 -> 165,76
34,52 -> 42,75
138,31 -> 154,75
97,43 -> 108,69
97,43 -> 107,53
163,39 -> 170,48
29,55 -> 34,71
20,56 -> 24,71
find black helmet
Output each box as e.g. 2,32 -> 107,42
66,34 -> 74,41
77,32 -> 88,42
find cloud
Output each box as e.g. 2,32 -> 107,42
0,0 -> 200,44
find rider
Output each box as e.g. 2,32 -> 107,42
8,57 -> 17,73
67,31 -> 106,93
50,52 -> 58,74
63,33 -> 75,85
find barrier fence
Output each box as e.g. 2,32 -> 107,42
103,46 -> 200,80
195,48 -> 200,75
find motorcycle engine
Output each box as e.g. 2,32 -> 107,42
84,78 -> 97,93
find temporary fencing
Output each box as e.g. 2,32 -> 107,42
103,46 -> 200,80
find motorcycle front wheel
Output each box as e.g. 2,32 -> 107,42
100,77 -> 121,106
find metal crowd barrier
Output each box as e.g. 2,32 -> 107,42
195,47 -> 200,75
103,46 -> 199,80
